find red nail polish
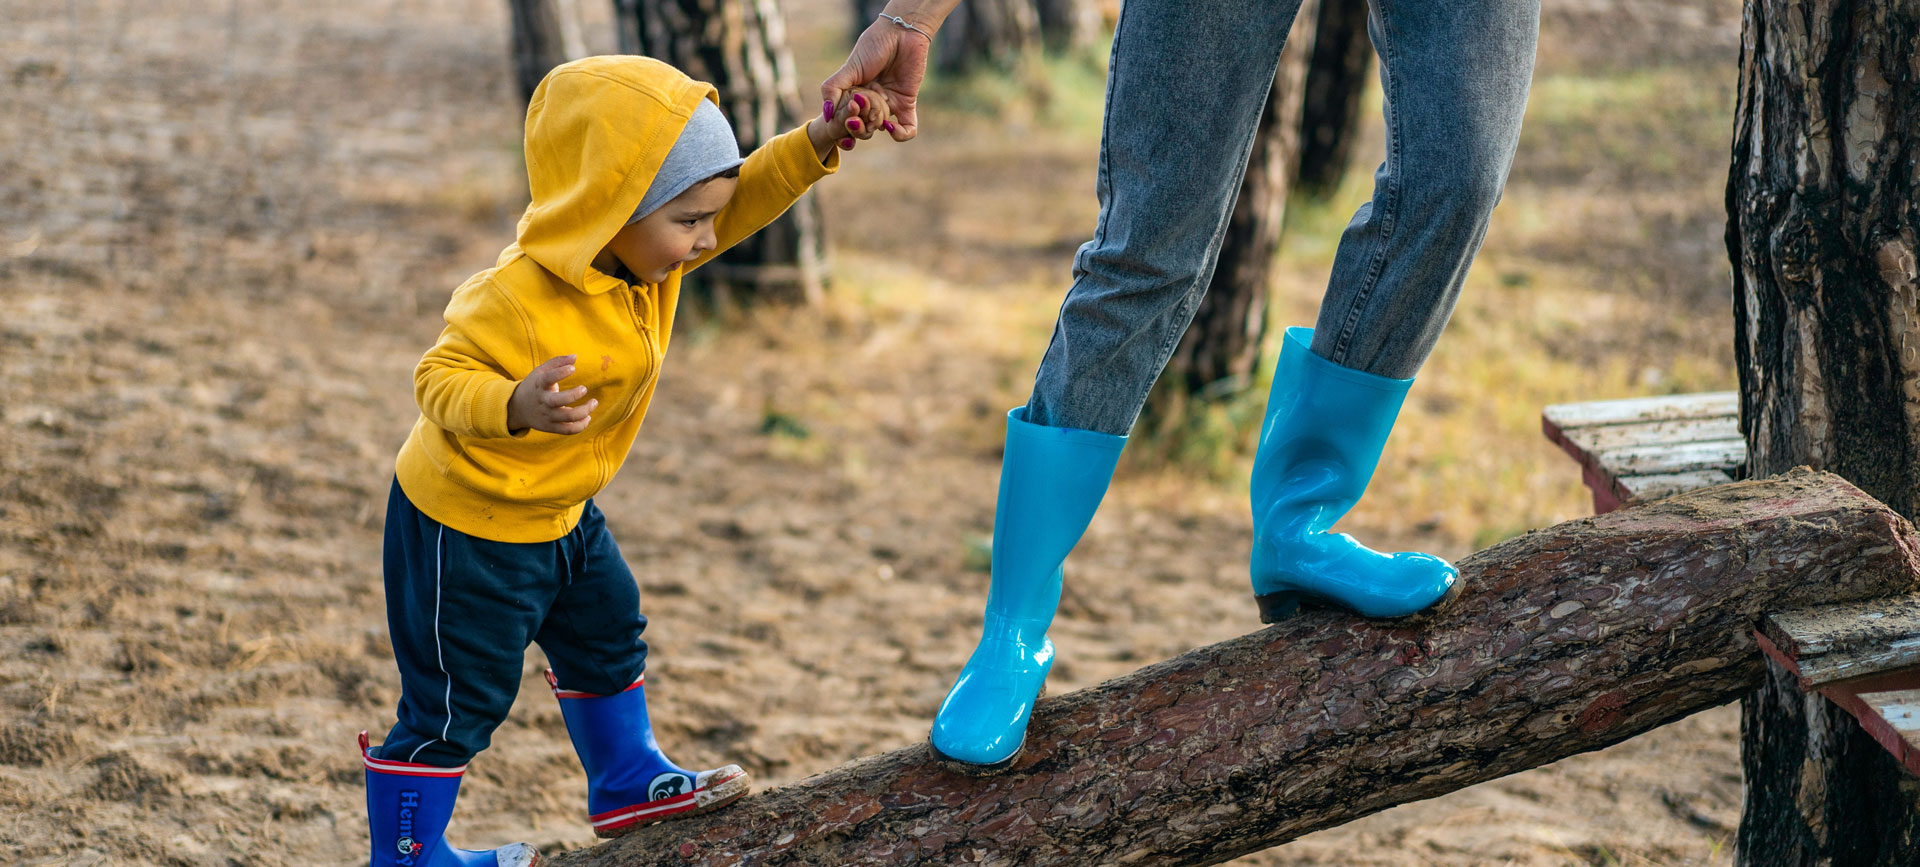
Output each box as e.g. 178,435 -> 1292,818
839,138 -> 854,149
822,100 -> 833,122
852,93 -> 868,110
847,117 -> 861,131
883,121 -> 897,133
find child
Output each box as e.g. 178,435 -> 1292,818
359,55 -> 889,865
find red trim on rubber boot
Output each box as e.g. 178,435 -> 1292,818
359,730 -> 467,778
586,768 -> 747,836
544,668 -> 644,700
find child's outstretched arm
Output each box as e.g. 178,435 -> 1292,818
684,87 -> 889,275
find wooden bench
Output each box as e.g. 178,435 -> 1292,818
1756,595 -> 1920,777
1541,391 -> 1744,513
1541,392 -> 1920,778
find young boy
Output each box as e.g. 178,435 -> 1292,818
359,55 -> 888,865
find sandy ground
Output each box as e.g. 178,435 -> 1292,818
0,0 -> 1748,864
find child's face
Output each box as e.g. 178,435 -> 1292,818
597,176 -> 739,284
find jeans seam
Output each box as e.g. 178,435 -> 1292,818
1086,2 -> 1128,262
1333,0 -> 1404,366
1045,0 -> 1128,431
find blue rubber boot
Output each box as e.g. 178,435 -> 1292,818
1249,327 -> 1459,621
360,733 -> 540,867
930,407 -> 1125,771
546,671 -> 750,837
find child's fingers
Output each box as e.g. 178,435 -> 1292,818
833,94 -> 874,140
551,399 -> 596,422
848,91 -> 884,140
532,355 -> 577,388
546,412 -> 593,434
856,90 -> 889,127
540,385 -> 588,408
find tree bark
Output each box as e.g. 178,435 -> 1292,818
549,470 -> 1920,867
854,0 -> 1093,66
508,0 -> 572,105
1295,0 -> 1372,199
1034,0 -> 1101,53
932,0 -> 1041,73
1728,2 -> 1920,862
615,0 -> 827,305
1142,1 -> 1316,431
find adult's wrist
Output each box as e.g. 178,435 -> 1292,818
877,0 -> 956,38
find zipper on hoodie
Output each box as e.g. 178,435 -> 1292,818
587,282 -> 661,494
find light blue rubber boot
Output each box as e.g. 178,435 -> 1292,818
1249,327 -> 1459,621
360,733 -> 539,867
929,407 -> 1125,771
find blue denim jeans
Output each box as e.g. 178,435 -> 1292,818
1026,0 -> 1540,435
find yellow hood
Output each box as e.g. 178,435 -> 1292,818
516,56 -> 718,293
398,56 -> 836,543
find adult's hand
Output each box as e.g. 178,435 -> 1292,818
821,8 -> 946,143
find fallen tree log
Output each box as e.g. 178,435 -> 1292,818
550,469 -> 1920,867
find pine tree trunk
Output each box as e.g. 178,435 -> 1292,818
1034,0 -> 1100,53
1295,0 -> 1371,199
933,0 -> 1041,72
508,0 -> 571,104
1727,1 -> 1920,862
1143,0 -> 1317,430
854,0 -> 1091,67
615,0 -> 827,305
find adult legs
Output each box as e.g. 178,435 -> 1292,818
1025,0 -> 1307,436
1027,0 -> 1540,431
1312,0 -> 1539,378
931,0 -> 1304,771
1248,0 -> 1538,620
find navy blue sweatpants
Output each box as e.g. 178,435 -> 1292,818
375,477 -> 649,767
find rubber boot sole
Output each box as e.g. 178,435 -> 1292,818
1256,574 -> 1465,625
929,738 -> 1023,776
926,684 -> 1047,776
593,771 -> 752,838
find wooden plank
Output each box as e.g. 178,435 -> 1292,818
1825,683 -> 1920,779
1859,688 -> 1920,758
1762,593 -> 1920,686
1585,463 -> 1626,514
1753,631 -> 1920,778
1540,391 -> 1742,516
1615,470 -> 1737,502
1542,391 -> 1739,430
1591,438 -> 1746,476
1564,416 -> 1742,454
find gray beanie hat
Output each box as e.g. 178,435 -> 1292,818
630,99 -> 744,224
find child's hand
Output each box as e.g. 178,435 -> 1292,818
507,355 -> 597,435
809,85 -> 892,160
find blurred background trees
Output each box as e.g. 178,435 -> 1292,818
613,0 -> 828,306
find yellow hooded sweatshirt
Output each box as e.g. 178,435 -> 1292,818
394,56 -> 837,542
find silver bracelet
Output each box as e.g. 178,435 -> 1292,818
879,13 -> 932,41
